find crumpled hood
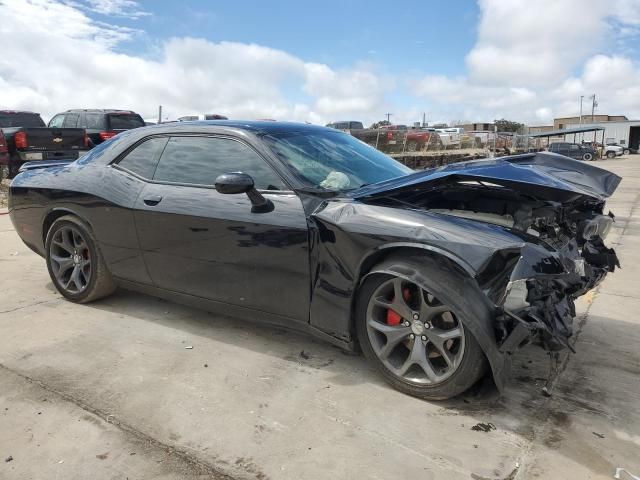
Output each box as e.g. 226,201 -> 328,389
350,152 -> 621,203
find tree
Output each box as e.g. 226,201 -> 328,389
370,119 -> 391,129
494,118 -> 524,133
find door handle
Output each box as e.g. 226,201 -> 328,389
143,195 -> 163,206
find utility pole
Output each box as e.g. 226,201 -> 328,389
590,94 -> 597,122
579,96 -> 584,124
422,112 -> 426,127
384,113 -> 392,123
158,105 -> 163,124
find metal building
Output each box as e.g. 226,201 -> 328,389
566,120 -> 640,150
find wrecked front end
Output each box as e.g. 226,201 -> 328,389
480,213 -> 619,354
353,153 -> 621,357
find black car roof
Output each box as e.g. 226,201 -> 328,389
65,109 -> 140,114
150,120 -> 333,135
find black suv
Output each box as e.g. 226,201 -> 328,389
548,142 -> 597,161
48,109 -> 145,146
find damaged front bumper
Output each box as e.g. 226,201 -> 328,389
489,217 -> 620,354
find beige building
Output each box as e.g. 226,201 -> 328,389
554,115 -> 628,130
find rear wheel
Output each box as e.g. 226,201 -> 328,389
623,149 -> 630,155
45,215 -> 116,303
356,267 -> 487,400
582,152 -> 594,161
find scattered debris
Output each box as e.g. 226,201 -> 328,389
204,363 -> 208,368
615,467 -> 640,480
592,431 -> 605,439
471,422 -> 496,432
299,350 -> 311,360
185,346 -> 193,350
5,456 -> 13,463
96,452 -> 109,460
10,251 -> 18,256
58,460 -> 64,464
541,386 -> 552,397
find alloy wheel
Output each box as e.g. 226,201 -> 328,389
49,225 -> 92,294
365,277 -> 465,385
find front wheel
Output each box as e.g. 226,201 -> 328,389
623,149 -> 630,155
606,151 -> 616,159
356,269 -> 487,400
45,215 -> 116,303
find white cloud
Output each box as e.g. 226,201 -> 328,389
2,0 -> 640,128
75,0 -> 150,19
412,0 -> 640,125
0,0 -> 390,125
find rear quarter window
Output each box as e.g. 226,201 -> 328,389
108,114 -> 145,130
116,137 -> 168,179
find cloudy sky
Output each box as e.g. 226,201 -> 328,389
1,0 -> 639,125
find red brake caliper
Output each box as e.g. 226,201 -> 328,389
386,288 -> 411,325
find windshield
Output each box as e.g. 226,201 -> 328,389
0,113 -> 45,128
108,114 -> 145,130
263,130 -> 412,190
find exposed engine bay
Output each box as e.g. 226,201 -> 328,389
362,172 -> 620,354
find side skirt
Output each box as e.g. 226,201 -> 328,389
114,278 -> 356,352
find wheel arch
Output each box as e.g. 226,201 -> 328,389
351,245 -> 508,391
42,208 -> 94,246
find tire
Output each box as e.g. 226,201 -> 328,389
623,149 -> 630,156
406,140 -> 419,152
45,215 -> 116,303
606,151 -> 616,159
356,257 -> 487,400
582,153 -> 593,161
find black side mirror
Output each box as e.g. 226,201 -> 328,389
215,172 -> 254,194
214,172 -> 274,213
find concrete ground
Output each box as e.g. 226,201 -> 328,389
1,156 -> 639,480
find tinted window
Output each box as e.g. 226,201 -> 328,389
0,113 -> 45,128
85,114 -> 106,129
108,114 -> 145,130
153,136 -> 286,190
48,114 -> 65,128
62,114 -> 79,127
117,137 -> 168,179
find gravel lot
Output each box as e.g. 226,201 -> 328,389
1,156 -> 639,479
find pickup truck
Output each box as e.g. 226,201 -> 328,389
349,125 -> 434,153
0,110 -> 89,178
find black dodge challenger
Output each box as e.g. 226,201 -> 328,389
8,121 -> 621,399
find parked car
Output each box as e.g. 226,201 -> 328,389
549,142 -> 597,161
177,114 -> 228,121
602,144 -> 624,159
326,121 -> 365,131
9,121 -> 620,399
606,143 -> 634,155
48,109 -> 145,147
0,110 -> 88,178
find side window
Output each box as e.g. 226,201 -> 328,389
117,137 -> 168,179
85,114 -> 105,129
62,113 -> 79,127
569,144 -> 580,151
49,114 -> 65,128
153,136 -> 286,190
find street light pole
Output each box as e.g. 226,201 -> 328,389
579,96 -> 584,124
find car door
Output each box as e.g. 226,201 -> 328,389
131,134 -> 311,323
568,144 -> 582,159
